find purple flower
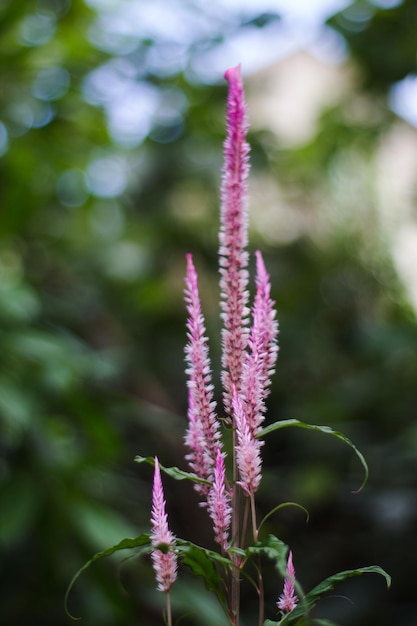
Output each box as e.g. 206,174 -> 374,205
219,65 -> 251,416
207,447 -> 232,551
150,457 -> 178,593
184,253 -> 221,497
277,550 -> 298,614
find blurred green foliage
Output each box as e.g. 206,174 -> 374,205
0,1 -> 417,625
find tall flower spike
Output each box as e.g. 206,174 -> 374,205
184,254 -> 222,497
219,65 -> 251,416
277,550 -> 298,614
207,447 -> 232,551
151,457 -> 178,593
240,250 -> 279,437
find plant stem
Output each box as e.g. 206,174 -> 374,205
250,493 -> 258,543
166,591 -> 172,626
241,496 -> 250,547
250,493 -> 264,626
230,427 -> 240,625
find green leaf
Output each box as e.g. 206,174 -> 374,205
69,499 -> 138,552
272,565 -> 391,626
247,534 -> 289,577
258,502 -> 309,535
65,534 -> 151,620
258,419 -> 368,492
176,539 -> 232,616
134,455 -> 210,485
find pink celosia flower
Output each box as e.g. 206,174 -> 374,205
233,387 -> 262,496
150,457 -> 178,593
241,250 -> 279,437
253,250 -> 279,387
277,550 -> 298,614
207,446 -> 232,551
219,65 -> 250,416
184,390 -> 211,499
184,254 -> 222,497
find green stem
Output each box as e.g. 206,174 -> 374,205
250,493 -> 258,543
250,493 -> 264,626
166,591 -> 172,626
241,496 -> 250,547
230,426 -> 240,625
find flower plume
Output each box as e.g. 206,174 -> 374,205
241,250 -> 279,437
277,550 -> 298,614
151,457 -> 178,593
207,447 -> 232,551
233,386 -> 262,496
219,65 -> 251,416
184,253 -> 222,498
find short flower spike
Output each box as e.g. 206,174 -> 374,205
277,550 -> 298,614
150,457 -> 178,593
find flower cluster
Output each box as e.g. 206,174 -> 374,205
184,66 -> 278,512
149,65 -> 297,624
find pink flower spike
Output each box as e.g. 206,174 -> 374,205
233,387 -> 262,496
277,550 -> 298,614
184,254 -> 221,498
207,447 -> 232,551
219,65 -> 250,416
184,390 -> 211,499
240,250 -> 279,437
151,457 -> 178,593
254,250 -> 279,386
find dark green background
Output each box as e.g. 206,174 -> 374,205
0,1 -> 416,625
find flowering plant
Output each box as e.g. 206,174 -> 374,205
66,66 -> 390,626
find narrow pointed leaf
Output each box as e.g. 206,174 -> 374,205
258,502 -> 309,534
258,419 -> 368,492
134,455 -> 210,485
275,565 -> 391,626
65,534 -> 151,619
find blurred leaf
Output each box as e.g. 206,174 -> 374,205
0,280 -> 40,321
69,499 -> 138,552
328,0 -> 417,91
0,473 -> 41,546
0,377 -> 35,430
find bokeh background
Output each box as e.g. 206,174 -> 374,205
1,0 -> 417,625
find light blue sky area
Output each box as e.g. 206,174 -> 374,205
83,0 -> 416,143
